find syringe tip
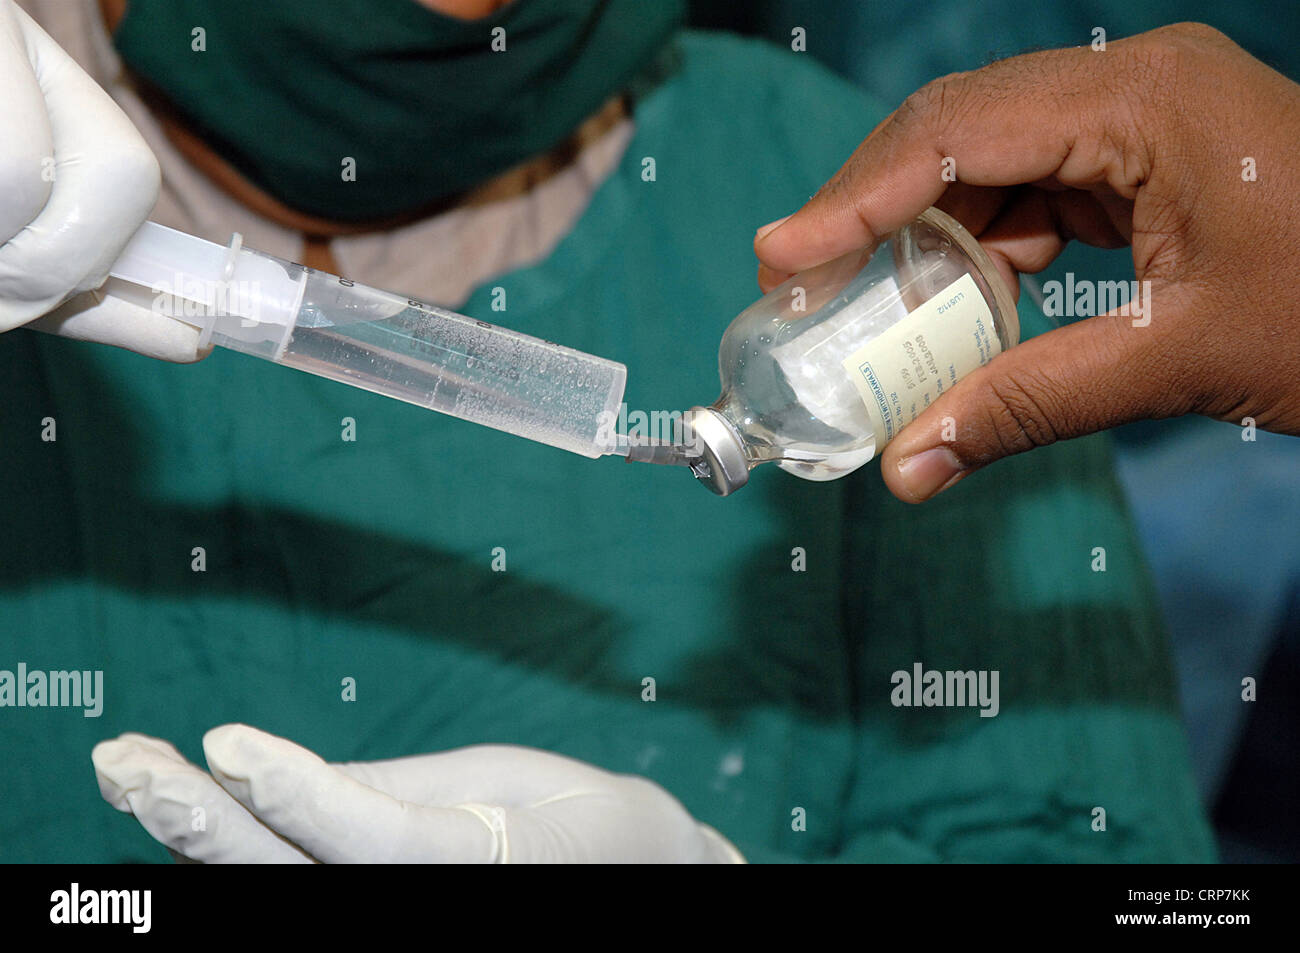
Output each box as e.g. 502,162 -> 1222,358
619,438 -> 699,468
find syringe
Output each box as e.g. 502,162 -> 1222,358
105,221 -> 670,462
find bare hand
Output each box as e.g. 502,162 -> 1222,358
756,23 -> 1300,502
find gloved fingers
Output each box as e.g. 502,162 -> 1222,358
331,743 -> 622,807
0,1 -> 55,242
28,287 -> 210,363
203,724 -> 500,863
334,747 -> 748,862
0,4 -> 159,331
92,732 -> 314,864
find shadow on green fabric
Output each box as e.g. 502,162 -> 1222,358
0,335 -> 1172,728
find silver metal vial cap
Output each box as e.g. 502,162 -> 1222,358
682,407 -> 749,497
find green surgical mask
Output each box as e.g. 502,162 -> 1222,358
114,0 -> 683,223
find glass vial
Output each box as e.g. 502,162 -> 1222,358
684,207 -> 1019,496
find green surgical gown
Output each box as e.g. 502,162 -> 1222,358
0,31 -> 1214,863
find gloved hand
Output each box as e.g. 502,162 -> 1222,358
93,725 -> 744,863
0,0 -> 206,362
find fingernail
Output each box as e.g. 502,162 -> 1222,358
755,214 -> 792,242
895,447 -> 964,501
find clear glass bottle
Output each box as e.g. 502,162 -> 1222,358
683,207 -> 1019,495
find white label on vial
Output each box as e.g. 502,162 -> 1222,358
841,272 -> 999,447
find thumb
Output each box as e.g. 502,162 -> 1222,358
878,306 -> 1184,503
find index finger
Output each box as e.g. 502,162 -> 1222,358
754,39 -> 1154,274
203,724 -> 499,863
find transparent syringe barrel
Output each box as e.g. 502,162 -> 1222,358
214,260 -> 626,459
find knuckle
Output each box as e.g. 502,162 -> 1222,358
1151,21 -> 1233,47
1121,22 -> 1228,101
98,137 -> 162,200
893,84 -> 936,131
981,371 -> 1064,457
893,72 -> 967,136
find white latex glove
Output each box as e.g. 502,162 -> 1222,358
0,0 -> 206,362
93,725 -> 745,864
